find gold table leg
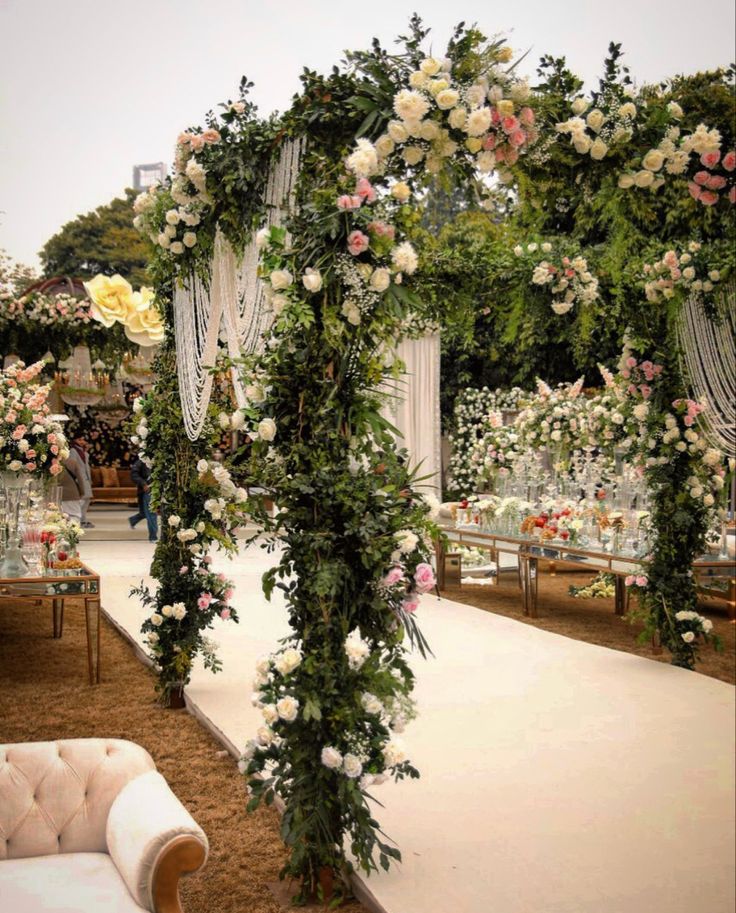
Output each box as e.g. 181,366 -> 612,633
84,596 -> 101,684
52,597 -> 64,638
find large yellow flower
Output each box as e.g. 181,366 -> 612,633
124,294 -> 164,346
83,274 -> 134,327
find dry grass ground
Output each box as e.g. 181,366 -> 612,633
442,565 -> 735,685
0,598 -> 366,913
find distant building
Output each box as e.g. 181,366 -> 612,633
132,162 -> 167,191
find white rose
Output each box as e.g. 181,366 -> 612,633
586,109 -> 605,132
634,170 -> 654,188
345,138 -> 378,177
255,227 -> 270,249
165,209 -> 180,225
167,515 -> 181,527
448,107 -> 467,130
436,88 -> 460,110
703,493 -> 715,507
274,647 -> 302,676
370,268 -> 391,292
245,383 -> 266,403
182,231 -> 197,248
261,704 -> 279,725
321,746 -> 343,770
667,101 -> 684,119
382,740 -> 407,767
302,268 -> 322,293
276,696 -> 299,722
541,242 -> 552,253
419,57 -> 442,76
150,613 -> 163,626
342,753 -> 363,779
476,150 -> 496,173
590,138 -> 608,160
571,97 -> 589,115
169,242 -> 184,255
408,70 -> 430,89
231,410 -> 245,430
395,529 -> 418,553
258,418 -> 277,442
619,101 -> 637,119
387,120 -> 409,143
681,631 -> 695,643
270,269 -> 293,290
642,149 -> 665,172
402,146 -> 424,166
172,602 -> 187,621
361,692 -> 383,715
374,134 -> 395,158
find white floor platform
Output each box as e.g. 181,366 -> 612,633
85,539 -> 736,913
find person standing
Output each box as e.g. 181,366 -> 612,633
129,456 -> 158,542
70,435 -> 94,528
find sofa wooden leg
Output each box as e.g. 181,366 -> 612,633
152,834 -> 207,913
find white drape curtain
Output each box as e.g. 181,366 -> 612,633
386,333 -> 441,493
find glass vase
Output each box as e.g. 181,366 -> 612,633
0,472 -> 31,577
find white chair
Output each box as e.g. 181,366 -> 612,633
0,738 -> 208,913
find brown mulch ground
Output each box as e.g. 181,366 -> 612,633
0,598 -> 366,913
442,564 -> 736,685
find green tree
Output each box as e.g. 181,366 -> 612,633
39,189 -> 148,286
0,248 -> 38,296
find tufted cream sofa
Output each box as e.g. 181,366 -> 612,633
0,738 -> 208,913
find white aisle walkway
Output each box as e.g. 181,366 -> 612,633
86,540 -> 736,913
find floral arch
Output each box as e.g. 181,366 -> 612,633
125,19 -> 734,901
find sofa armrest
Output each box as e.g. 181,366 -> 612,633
106,770 -> 208,913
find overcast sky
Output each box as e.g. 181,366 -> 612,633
1,0 -> 734,270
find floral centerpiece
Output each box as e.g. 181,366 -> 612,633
515,378 -> 596,470
0,360 -> 69,480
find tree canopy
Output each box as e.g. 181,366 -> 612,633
39,189 -> 149,286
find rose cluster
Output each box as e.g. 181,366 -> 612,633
642,243 -> 721,304
0,360 -> 69,477
515,241 -> 599,315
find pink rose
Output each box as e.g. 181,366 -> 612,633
509,129 -> 527,148
198,593 -> 213,609
627,384 -> 637,395
699,190 -> 718,206
216,572 -> 226,581
382,566 -> 404,587
220,608 -> 231,620
50,461 -> 62,476
700,150 -> 721,168
621,369 -> 630,379
722,150 -> 735,172
494,146 -> 506,162
414,562 -> 436,594
635,575 -> 648,587
26,450 -> 36,459
337,194 -> 362,210
224,588 -> 234,601
693,171 -> 710,187
687,182 -> 703,201
355,178 -> 376,202
189,135 -> 205,151
706,175 -> 726,190
491,108 -> 501,124
730,186 -> 736,204
204,555 -> 213,564
482,134 -> 496,150
177,132 -> 193,146
367,220 -> 395,239
683,415 -> 694,426
347,230 -> 369,256
25,463 -> 36,472
626,356 -> 637,368
402,596 -> 420,615
640,385 -> 652,399
505,147 -> 519,165
12,425 -> 27,440
519,107 -> 535,126
202,128 -> 221,144
51,445 -> 59,455
179,565 -> 188,574
501,115 -> 519,134
624,575 -> 635,587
